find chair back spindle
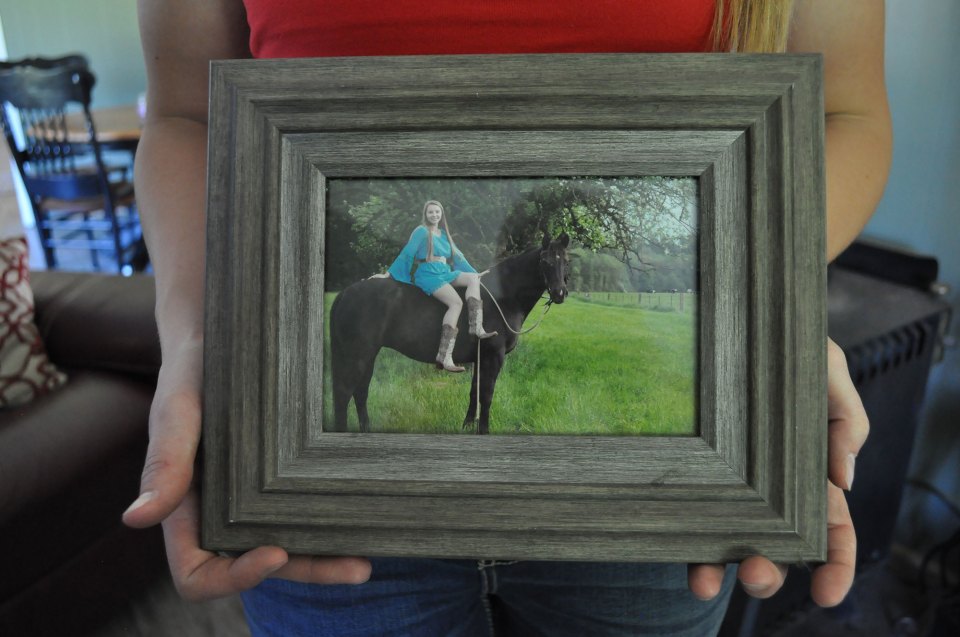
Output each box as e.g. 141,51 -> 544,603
0,56 -> 144,273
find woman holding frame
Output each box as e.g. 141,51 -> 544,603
126,1 -> 888,634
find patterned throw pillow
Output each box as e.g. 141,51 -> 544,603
0,237 -> 67,407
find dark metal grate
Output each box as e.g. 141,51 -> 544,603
846,316 -> 939,387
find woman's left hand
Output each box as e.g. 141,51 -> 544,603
687,338 -> 869,607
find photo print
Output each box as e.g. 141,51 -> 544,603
323,176 -> 698,436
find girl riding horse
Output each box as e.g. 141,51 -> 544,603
375,200 -> 498,372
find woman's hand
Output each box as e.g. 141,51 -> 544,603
368,272 -> 391,279
687,338 -> 869,606
122,338 -> 371,601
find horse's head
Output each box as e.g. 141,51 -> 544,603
540,232 -> 570,304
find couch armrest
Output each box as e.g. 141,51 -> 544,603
30,271 -> 161,376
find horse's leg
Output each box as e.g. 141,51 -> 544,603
353,353 -> 378,433
477,347 -> 506,435
332,384 -> 351,432
462,366 -> 479,432
331,350 -> 352,432
333,359 -> 354,431
332,339 -> 380,432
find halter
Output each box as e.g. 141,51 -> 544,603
539,249 -> 568,308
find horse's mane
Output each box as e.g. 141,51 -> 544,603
488,245 -> 540,278
480,245 -> 543,301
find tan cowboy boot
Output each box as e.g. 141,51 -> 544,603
435,324 -> 465,372
467,297 -> 498,339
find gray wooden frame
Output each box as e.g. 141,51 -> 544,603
202,54 -> 827,563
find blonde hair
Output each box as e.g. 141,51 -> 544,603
421,200 -> 460,262
711,0 -> 796,53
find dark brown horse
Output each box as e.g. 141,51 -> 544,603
330,233 -> 570,434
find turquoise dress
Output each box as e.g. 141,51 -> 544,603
387,226 -> 477,295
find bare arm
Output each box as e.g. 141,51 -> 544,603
689,0 -> 884,607
789,0 -> 893,261
126,0 -> 370,600
135,0 -> 248,348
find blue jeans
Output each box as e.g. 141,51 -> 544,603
241,559 -> 736,636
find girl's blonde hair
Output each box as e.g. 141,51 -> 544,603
421,200 -> 460,262
711,0 -> 796,53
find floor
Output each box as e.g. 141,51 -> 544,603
95,572 -> 251,637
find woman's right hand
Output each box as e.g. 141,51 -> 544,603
132,0 -> 372,601
122,337 -> 371,601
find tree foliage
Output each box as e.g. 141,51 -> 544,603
324,177 -> 697,291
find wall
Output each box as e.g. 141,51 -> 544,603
0,0 -> 145,108
868,1 -> 960,550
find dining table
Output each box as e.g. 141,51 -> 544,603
62,104 -> 142,152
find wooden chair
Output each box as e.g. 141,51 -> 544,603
0,56 -> 145,273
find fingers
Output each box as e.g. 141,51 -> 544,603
736,556 -> 789,599
689,557 -> 788,601
687,563 -> 727,600
272,555 -> 372,586
694,487 -> 854,608
161,489 -> 284,601
162,490 -> 372,601
826,339 -> 870,490
810,483 -> 856,607
686,341 -> 862,608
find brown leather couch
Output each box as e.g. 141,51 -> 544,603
0,271 -> 165,635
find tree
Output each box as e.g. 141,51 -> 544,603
324,177 -> 697,291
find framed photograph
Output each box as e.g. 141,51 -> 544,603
202,53 -> 827,564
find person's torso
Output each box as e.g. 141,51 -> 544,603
242,0 -> 716,58
421,229 -> 453,261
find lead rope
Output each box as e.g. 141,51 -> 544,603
479,280 -> 552,336
469,279 -> 552,431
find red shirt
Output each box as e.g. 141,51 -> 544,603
243,0 -> 716,58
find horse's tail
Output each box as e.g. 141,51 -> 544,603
329,288 -> 344,333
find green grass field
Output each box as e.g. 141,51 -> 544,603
322,294 -> 697,436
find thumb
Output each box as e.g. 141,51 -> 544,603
123,387 -> 202,528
